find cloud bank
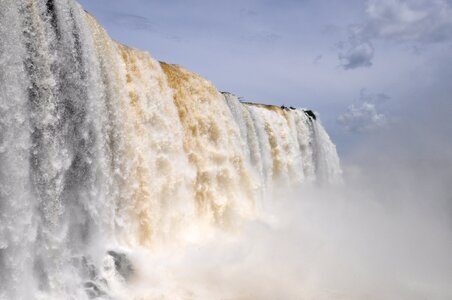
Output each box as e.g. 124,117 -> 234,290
367,0 -> 452,43
338,102 -> 387,132
339,0 -> 452,69
339,24 -> 375,69
338,89 -> 389,132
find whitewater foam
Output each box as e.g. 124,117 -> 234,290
0,0 -> 341,299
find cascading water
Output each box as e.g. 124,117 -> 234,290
0,0 -> 342,299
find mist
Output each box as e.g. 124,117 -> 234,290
114,148 -> 452,299
112,105 -> 452,299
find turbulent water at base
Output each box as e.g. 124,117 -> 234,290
0,0 -> 341,299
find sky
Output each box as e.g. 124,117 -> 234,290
71,2 -> 452,297
78,0 -> 452,157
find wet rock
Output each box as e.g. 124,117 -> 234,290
107,251 -> 134,280
84,281 -> 106,298
304,110 -> 317,120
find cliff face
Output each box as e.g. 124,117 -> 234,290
0,0 -> 341,299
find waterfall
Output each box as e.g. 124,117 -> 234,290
0,0 -> 342,299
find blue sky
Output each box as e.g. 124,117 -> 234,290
78,0 -> 452,157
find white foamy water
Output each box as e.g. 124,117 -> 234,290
0,1 -> 342,299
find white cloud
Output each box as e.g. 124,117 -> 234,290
338,23 -> 375,70
367,0 -> 452,43
339,40 -> 374,69
338,102 -> 387,132
339,0 -> 452,69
